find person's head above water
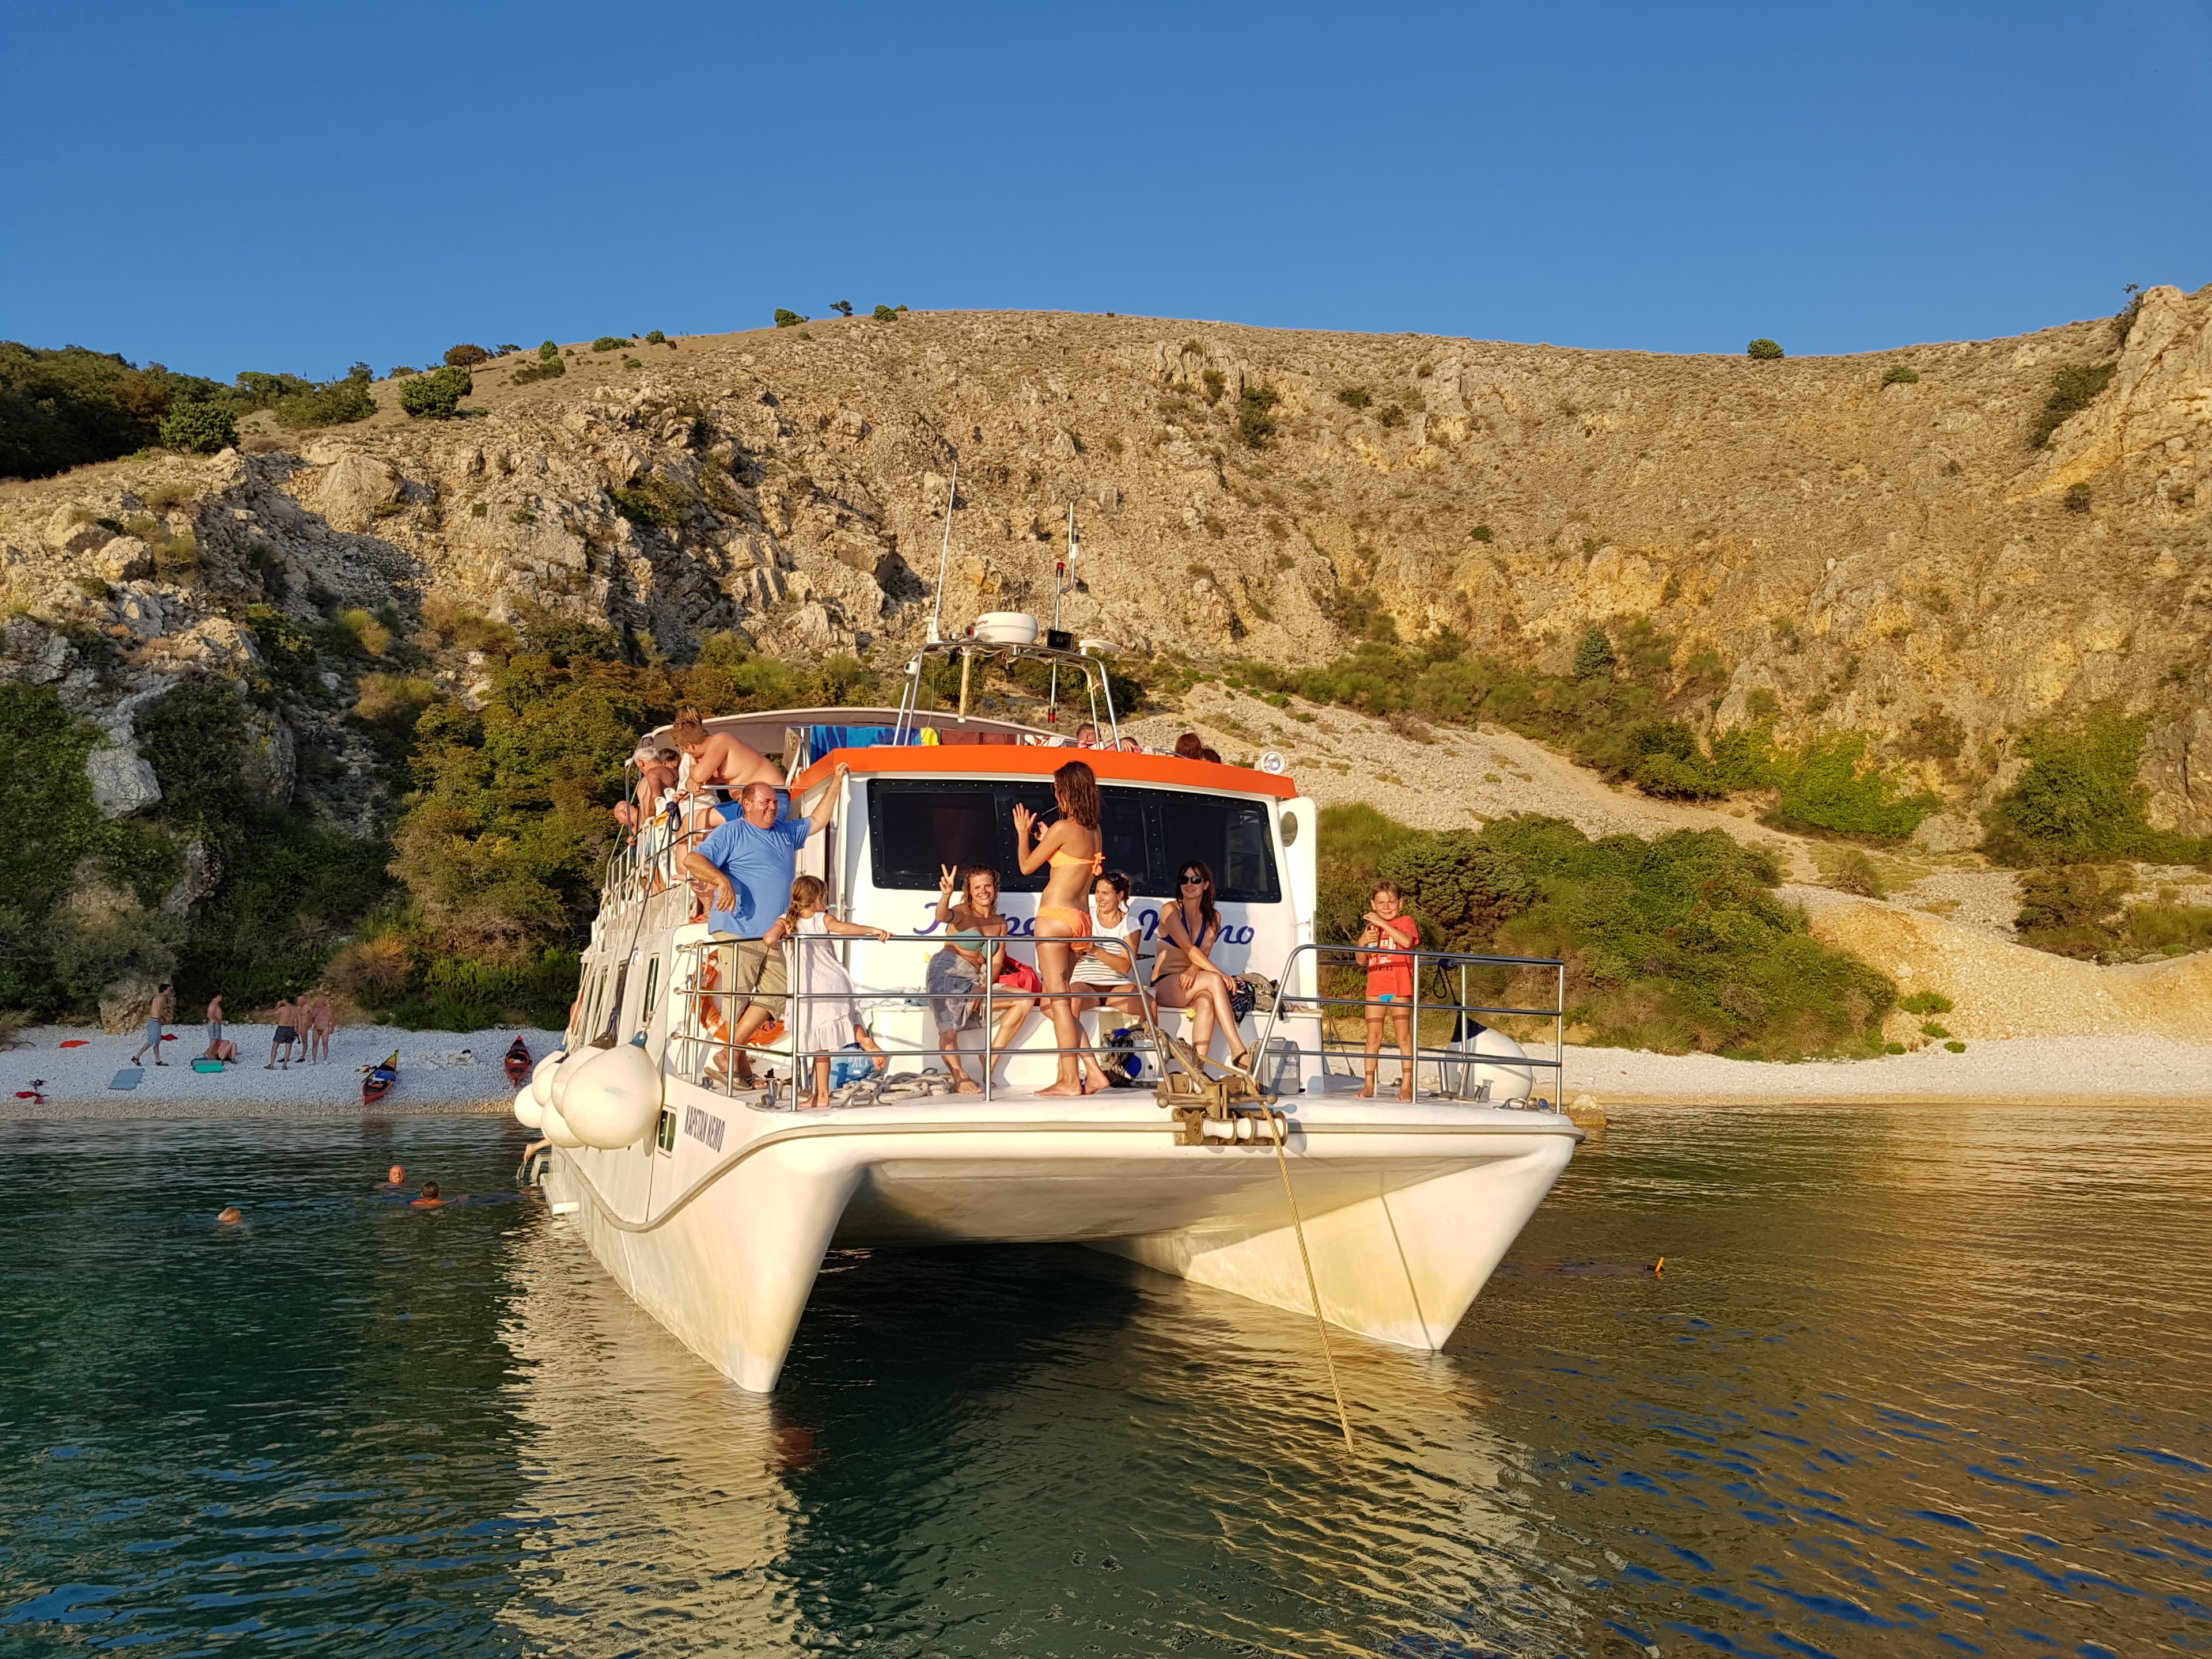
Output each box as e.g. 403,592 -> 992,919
217,1206 -> 243,1225
421,1180 -> 440,1199
387,1164 -> 404,1184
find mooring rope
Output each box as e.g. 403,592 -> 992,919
1266,1110 -> 1356,1456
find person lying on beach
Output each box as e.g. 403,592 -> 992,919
202,1035 -> 239,1065
377,1164 -> 407,1191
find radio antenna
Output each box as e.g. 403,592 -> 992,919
927,456 -> 958,645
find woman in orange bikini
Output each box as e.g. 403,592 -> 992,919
1013,760 -> 1107,1096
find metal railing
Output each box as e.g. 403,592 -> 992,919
662,927 -> 1156,1108
647,929 -> 1565,1112
1249,942 -> 1566,1108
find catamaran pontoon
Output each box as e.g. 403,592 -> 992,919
517,634 -> 1580,1392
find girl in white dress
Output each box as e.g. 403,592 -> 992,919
765,874 -> 891,1108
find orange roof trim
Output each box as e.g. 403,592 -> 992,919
794,744 -> 1298,800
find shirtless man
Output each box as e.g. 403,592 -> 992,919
266,995 -> 300,1070
377,1163 -> 407,1191
669,707 -> 781,802
410,1180 -> 450,1210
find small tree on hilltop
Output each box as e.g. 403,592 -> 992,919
1573,626 -> 1618,681
1747,338 -> 1785,361
831,301 -> 854,317
159,402 -> 238,454
444,343 -> 489,367
399,366 -> 472,419
774,309 -> 806,328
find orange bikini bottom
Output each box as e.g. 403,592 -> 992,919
1036,904 -> 1094,956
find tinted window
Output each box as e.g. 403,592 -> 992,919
1159,794 -> 1279,903
868,780 -> 1279,904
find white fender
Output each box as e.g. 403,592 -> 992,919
541,1092 -> 584,1148
530,1048 -> 566,1107
1457,1025 -> 1538,1106
513,1086 -> 544,1129
561,1035 -> 664,1149
551,1046 -> 592,1111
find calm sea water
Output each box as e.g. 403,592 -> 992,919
2,1106 -> 2208,1657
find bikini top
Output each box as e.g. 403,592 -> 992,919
1048,846 -> 1106,873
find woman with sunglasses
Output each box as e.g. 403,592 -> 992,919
1152,860 -> 1252,1073
1013,761 -> 1106,1096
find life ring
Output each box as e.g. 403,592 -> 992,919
696,949 -> 730,1041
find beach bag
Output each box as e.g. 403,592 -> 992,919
1228,976 -> 1259,1024
995,956 -> 1043,995
1103,1027 -> 1149,1084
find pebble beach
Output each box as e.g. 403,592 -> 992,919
7,1023 -> 2209,1118
0,1025 -> 565,1119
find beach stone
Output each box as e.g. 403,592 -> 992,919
95,536 -> 154,581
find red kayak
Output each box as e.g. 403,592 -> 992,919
503,1036 -> 532,1086
363,1051 -> 398,1104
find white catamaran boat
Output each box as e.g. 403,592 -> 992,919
517,633 -> 1581,1393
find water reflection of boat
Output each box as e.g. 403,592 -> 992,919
493,1222 -> 1597,1655
526,637 -> 1581,1392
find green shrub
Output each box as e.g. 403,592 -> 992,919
1235,385 -> 1279,448
1572,626 -> 1617,682
1899,990 -> 1952,1015
2065,482 -> 2092,513
644,329 -> 668,343
1983,712 -> 2210,866
512,353 -> 566,384
1335,387 -> 1371,410
872,304 -> 899,322
397,366 -> 472,419
1882,365 -> 1920,385
2031,362 -> 2116,448
1326,806 -> 1893,1058
1945,1040 -> 1967,1052
1767,734 -> 1938,842
1469,524 -> 1493,542
1831,850 -> 1885,897
0,342 -> 230,479
444,343 -> 490,367
389,365 -> 417,378
1747,339 -> 1784,360
272,373 -> 377,430
157,402 -> 237,454
1378,404 -> 1406,429
591,335 -> 631,353
774,309 -> 806,328
612,474 -> 684,528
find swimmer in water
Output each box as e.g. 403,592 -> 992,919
410,1180 -> 448,1209
217,1206 -> 244,1225
377,1164 -> 407,1191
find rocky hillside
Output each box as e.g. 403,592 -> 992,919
2,287 -> 2207,843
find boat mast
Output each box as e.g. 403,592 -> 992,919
926,456 -> 957,646
1048,501 -> 1075,724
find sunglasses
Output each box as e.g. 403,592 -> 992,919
1179,875 -> 1205,886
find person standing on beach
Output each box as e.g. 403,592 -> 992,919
131,984 -> 175,1066
267,995 -> 300,1070
306,994 -> 335,1065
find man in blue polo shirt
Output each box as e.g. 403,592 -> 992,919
681,766 -> 849,1076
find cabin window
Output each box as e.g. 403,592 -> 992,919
656,1106 -> 677,1154
867,780 -> 1280,903
639,956 -> 661,1036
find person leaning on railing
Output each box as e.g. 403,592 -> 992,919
680,768 -> 848,1088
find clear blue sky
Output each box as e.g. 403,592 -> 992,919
5,1 -> 2206,382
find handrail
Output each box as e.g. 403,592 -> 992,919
1250,942 -> 1566,1108
893,638 -> 1121,748
643,929 -> 1565,1113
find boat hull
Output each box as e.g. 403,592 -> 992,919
543,1085 -> 1578,1391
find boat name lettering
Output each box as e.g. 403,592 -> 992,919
908,902 -> 1251,946
681,1105 -> 726,1152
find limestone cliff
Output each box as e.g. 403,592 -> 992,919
1,289 -> 2206,833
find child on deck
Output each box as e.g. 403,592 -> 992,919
1356,880 -> 1419,1100
763,875 -> 891,1109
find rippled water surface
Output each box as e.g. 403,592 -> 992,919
3,1106 -> 2209,1656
